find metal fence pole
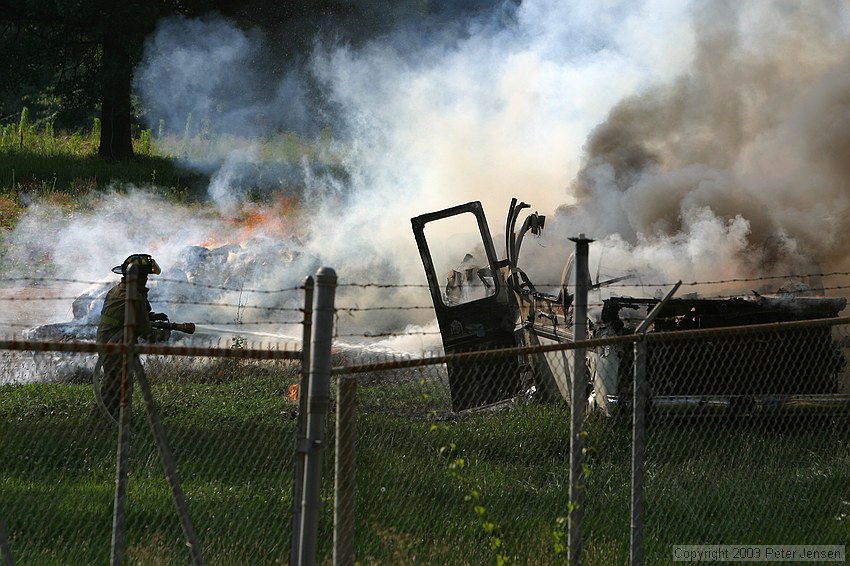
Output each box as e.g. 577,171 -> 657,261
568,234 -> 592,566
334,377 -> 357,566
136,367 -> 204,566
111,263 -> 138,566
0,513 -> 14,566
297,267 -> 337,566
631,337 -> 647,566
631,281 -> 679,566
291,276 -> 315,565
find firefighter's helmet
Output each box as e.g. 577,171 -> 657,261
111,254 -> 162,276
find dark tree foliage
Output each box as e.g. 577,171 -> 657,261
0,0 -> 257,159
0,0 -> 513,159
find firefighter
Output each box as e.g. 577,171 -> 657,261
95,254 -> 171,421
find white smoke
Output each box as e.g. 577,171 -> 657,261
127,0 -> 700,283
4,0 -> 850,344
3,190 -> 220,282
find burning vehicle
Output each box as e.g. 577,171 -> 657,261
412,199 -> 850,415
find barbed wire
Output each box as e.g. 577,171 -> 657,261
336,271 -> 850,289
335,306 -> 434,314
0,276 -> 306,295
4,272 -> 850,326
334,331 -> 442,338
0,319 -> 304,329
0,277 -> 103,286
0,294 -> 304,313
2,293 -> 848,317
5,270 -> 850,296
337,283 -> 430,289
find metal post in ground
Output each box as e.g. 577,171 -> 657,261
568,234 -> 592,566
0,513 -> 14,566
290,276 -> 315,565
297,267 -> 337,566
334,377 -> 357,566
136,367 -> 204,566
111,264 -> 138,566
630,281 -> 680,566
631,336 -> 647,566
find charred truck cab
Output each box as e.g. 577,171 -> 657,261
412,198 -> 850,415
412,199 -> 568,411
411,201 -> 524,411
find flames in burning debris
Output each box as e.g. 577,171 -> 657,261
198,195 -> 302,249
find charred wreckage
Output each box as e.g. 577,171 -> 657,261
411,199 -> 850,416
25,239 -> 315,344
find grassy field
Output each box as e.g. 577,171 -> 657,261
2,358 -> 849,565
0,107 -> 342,234
0,110 -> 211,231
363,398 -> 844,563
1,359 -> 302,565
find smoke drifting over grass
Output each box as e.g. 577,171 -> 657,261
4,0 -> 850,342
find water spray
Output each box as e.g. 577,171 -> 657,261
151,321 -> 301,343
191,323 -> 300,342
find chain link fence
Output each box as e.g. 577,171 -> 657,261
3,270 -> 850,564
1,350 -> 303,565
640,319 -> 850,562
0,270 -> 307,565
333,317 -> 850,564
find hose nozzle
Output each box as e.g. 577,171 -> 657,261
152,321 -> 196,334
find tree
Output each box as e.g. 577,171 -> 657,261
0,0 -> 434,159
0,0 -> 222,159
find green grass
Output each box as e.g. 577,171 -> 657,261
2,363 -> 850,565
0,110 -> 346,277
1,360 -> 300,565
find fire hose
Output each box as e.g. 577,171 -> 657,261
93,320 -> 196,424
152,321 -> 196,334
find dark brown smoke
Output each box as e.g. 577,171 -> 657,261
564,0 -> 850,280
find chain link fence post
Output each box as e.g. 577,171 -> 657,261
297,267 -> 337,566
0,513 -> 13,566
334,377 -> 357,566
291,275 -> 315,565
568,234 -> 592,566
631,281 -> 679,566
631,336 -> 647,566
111,263 -> 138,566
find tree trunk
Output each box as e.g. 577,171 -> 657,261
99,33 -> 134,160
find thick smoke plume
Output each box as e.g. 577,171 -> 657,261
3,0 -> 850,351
548,0 -> 850,292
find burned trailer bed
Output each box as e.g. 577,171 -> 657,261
587,295 -> 850,416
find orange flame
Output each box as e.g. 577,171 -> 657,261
197,195 -> 301,249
